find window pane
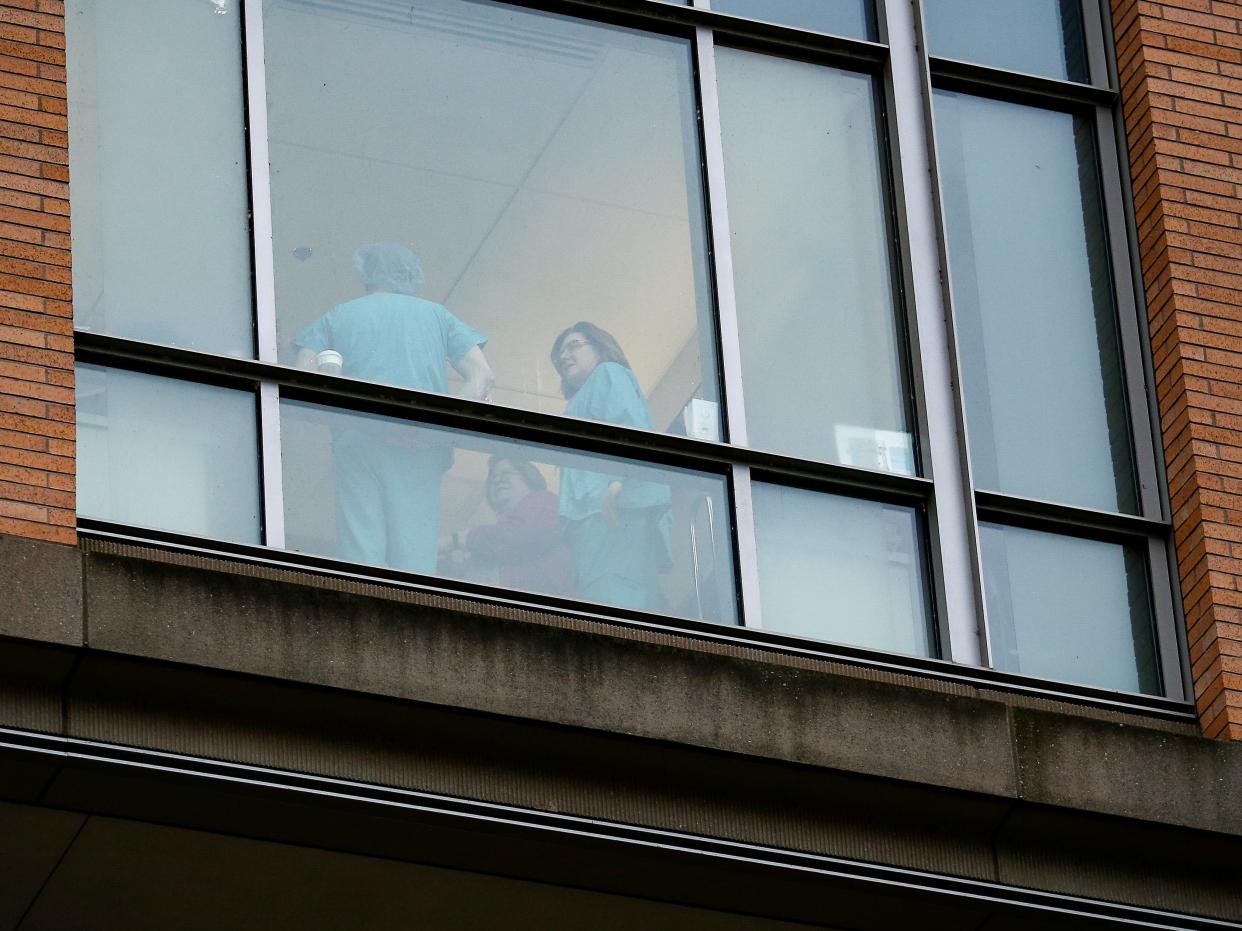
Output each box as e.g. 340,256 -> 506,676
266,0 -> 720,440
981,524 -> 1159,694
753,484 -> 933,655
76,365 -> 260,543
924,0 -> 1088,83
281,400 -> 738,624
717,50 -> 913,474
935,92 -> 1136,512
66,0 -> 253,355
711,0 -> 874,40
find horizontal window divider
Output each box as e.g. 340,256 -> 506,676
929,56 -> 1116,110
540,0 -> 889,65
747,462 -> 930,506
74,330 -> 933,501
1,723 -> 1229,928
975,489 -> 1169,542
77,520 -> 1195,722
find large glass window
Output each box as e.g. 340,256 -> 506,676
716,49 -> 913,473
753,484 -> 933,656
265,0 -> 721,439
65,0 -> 1180,704
923,0 -> 1089,82
76,365 -> 261,543
282,400 -> 737,623
935,92 -> 1136,514
711,0 -> 875,40
980,524 -> 1159,694
66,0 -> 254,355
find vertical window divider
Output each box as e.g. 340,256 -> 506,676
1081,0 -> 1110,91
730,464 -> 764,629
693,15 -> 762,628
882,0 -> 987,666
244,0 -> 285,549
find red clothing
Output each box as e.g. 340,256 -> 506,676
466,490 -> 574,598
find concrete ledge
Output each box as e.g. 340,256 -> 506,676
0,540 -> 1220,852
1,647 -> 1240,920
75,548 -> 1242,838
1013,710 -> 1242,835
82,551 -> 1020,798
0,536 -> 82,646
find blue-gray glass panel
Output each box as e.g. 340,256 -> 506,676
753,483 -> 934,656
712,0 -> 874,41
265,0 -> 720,440
281,400 -> 738,624
716,48 -> 914,473
924,0 -> 1088,82
76,364 -> 261,543
981,523 -> 1160,694
66,0 -> 254,355
935,91 -> 1137,512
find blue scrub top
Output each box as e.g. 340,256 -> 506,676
293,292 -> 486,392
560,362 -> 670,521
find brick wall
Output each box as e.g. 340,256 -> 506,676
0,0 -> 73,546
1114,0 -> 1242,738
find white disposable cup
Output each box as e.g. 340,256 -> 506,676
316,350 -> 343,376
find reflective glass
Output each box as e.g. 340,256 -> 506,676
981,523 -> 1159,694
935,92 -> 1136,512
712,0 -> 874,40
924,0 -> 1088,83
66,0 -> 253,355
266,0 -> 721,440
281,400 -> 738,623
717,50 -> 913,474
752,484 -> 933,655
76,365 -> 261,542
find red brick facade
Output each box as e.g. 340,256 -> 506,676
1114,0 -> 1242,738
0,0 -> 73,546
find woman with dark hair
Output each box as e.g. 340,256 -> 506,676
444,455 -> 573,598
550,322 -> 672,611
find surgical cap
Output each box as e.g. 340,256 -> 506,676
352,243 -> 425,296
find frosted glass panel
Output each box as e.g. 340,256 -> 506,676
717,49 -> 913,474
712,0 -> 874,40
981,523 -> 1159,694
266,0 -> 719,440
753,484 -> 933,656
936,92 -> 1136,512
66,0 -> 253,355
282,400 -> 737,623
925,0 -> 1088,82
76,365 -> 260,543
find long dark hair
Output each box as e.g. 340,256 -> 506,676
550,322 -> 632,399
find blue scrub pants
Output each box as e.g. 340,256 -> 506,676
565,511 -> 663,612
333,431 -> 445,574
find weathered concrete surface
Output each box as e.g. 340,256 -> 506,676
0,536 -> 82,646
1012,709 -> 1242,836
0,539 -> 1237,920
82,551 -> 1018,798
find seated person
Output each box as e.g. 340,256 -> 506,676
444,456 -> 574,599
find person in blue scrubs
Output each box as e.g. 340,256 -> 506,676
294,243 -> 493,574
550,322 -> 672,611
